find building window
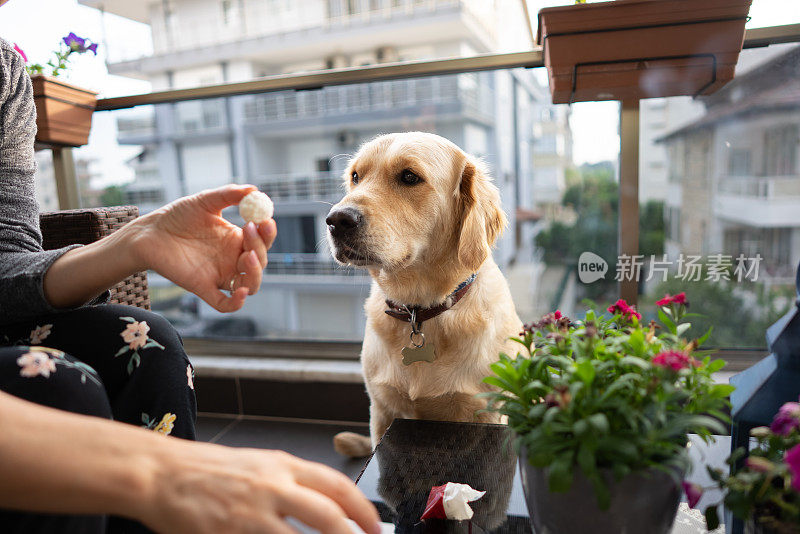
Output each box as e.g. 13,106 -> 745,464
270,216 -> 317,254
728,149 -> 751,176
764,124 -> 798,176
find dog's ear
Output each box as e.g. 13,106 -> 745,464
456,159 -> 507,271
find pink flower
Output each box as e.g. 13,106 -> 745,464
769,401 -> 800,436
656,292 -> 689,308
652,350 -> 697,371
187,364 -> 194,390
607,299 -> 641,321
745,456 -> 773,473
29,324 -> 52,345
17,352 -> 56,378
681,481 -> 703,508
121,321 -> 150,350
13,43 -> 27,62
554,310 -> 562,320
785,444 -> 800,493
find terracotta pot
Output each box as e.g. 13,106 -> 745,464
536,0 -> 752,104
519,451 -> 682,534
31,75 -> 97,147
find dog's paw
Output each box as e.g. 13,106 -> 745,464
333,431 -> 373,458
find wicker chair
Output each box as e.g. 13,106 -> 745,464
39,206 -> 151,310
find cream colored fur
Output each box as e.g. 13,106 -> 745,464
327,132 -> 523,458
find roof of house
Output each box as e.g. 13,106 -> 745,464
658,45 -> 800,142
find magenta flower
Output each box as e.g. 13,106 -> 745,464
607,299 -> 641,321
769,402 -> 800,436
87,43 -> 98,55
652,350 -> 697,371
786,444 -> 800,493
13,43 -> 27,62
656,292 -> 689,308
554,310 -> 562,321
681,481 -> 703,508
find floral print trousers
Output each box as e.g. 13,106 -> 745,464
0,304 -> 196,534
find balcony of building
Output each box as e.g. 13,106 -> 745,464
242,74 -> 492,134
89,0 -> 497,79
714,175 -> 800,227
255,172 -> 343,205
117,113 -> 157,144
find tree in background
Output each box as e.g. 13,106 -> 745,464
100,185 -> 125,207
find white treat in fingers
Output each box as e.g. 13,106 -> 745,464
238,191 -> 274,223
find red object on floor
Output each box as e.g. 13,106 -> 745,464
421,484 -> 448,519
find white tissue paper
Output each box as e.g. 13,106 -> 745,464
442,482 -> 486,520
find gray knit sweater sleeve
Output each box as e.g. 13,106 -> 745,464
0,38 -> 106,325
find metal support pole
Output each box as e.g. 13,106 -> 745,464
51,147 -> 81,210
619,100 -> 640,305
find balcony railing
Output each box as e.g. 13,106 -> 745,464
256,172 -> 344,202
717,175 -> 800,197
117,115 -> 156,139
243,74 -> 489,124
265,253 -> 366,277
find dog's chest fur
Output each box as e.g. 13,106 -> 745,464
360,261 -> 521,407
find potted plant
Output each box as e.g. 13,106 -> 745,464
689,400 -> 800,533
483,293 -> 733,533
15,33 -> 99,147
536,0 -> 752,103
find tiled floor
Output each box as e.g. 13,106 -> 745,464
197,414 -> 371,479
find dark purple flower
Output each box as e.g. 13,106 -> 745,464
63,32 -> 86,51
681,481 -> 702,508
786,444 -> 800,493
769,402 -> 800,436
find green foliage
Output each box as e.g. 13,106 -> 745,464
100,185 -> 126,207
640,200 -> 665,259
482,298 -> 729,509
652,275 -> 792,349
705,426 -> 800,530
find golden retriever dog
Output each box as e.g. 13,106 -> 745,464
326,132 -> 523,457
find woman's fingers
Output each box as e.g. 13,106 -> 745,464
243,222 -> 268,268
293,462 -> 381,534
276,486 -> 353,534
257,219 -> 278,251
197,184 -> 257,214
236,250 -> 262,295
203,285 -> 249,313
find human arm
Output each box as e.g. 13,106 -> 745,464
42,184 -> 277,312
0,390 -> 381,534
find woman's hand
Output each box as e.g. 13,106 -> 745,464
139,445 -> 381,534
130,184 -> 277,312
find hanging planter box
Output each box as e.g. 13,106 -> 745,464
31,75 -> 97,147
536,0 -> 752,104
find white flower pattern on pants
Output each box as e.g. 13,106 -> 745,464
115,317 -> 165,375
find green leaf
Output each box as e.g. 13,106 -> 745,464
573,419 -> 589,437
620,356 -> 649,370
658,308 -> 677,334
114,346 -> 128,358
548,456 -> 573,493
705,507 -> 720,530
697,326 -> 713,347
119,316 -> 137,323
706,359 -> 726,373
588,413 -> 609,435
575,359 -> 596,385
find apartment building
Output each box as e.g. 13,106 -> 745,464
79,0 -> 569,338
660,45 -> 800,287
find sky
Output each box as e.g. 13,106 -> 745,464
0,0 -> 797,184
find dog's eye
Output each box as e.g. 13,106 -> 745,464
400,169 -> 421,185
351,171 -> 359,184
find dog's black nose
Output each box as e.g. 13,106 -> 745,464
326,206 -> 363,237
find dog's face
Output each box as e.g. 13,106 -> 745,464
326,132 -> 506,273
